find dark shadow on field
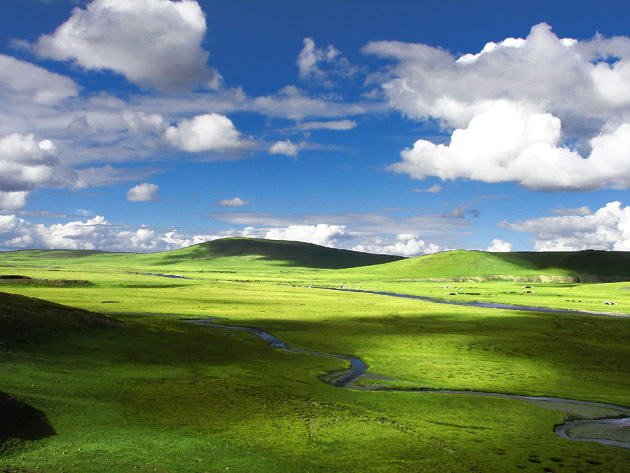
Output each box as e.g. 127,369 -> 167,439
0,392 -> 56,445
156,238 -> 402,269
219,309 -> 630,386
0,292 -> 119,347
490,250 -> 630,281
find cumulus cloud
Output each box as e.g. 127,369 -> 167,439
487,239 -> 513,252
0,192 -> 30,211
391,102 -> 630,191
269,139 -> 299,156
248,224 -> 347,248
164,113 -> 252,153
0,133 -> 77,209
0,214 -> 218,252
297,38 -> 358,87
0,54 -> 78,105
34,0 -> 218,91
0,210 -> 453,255
215,197 -> 249,207
123,111 -> 167,135
500,201 -> 630,251
0,214 -> 350,252
353,234 -> 442,257
365,23 -> 630,191
127,182 -> 160,202
206,207 -> 472,250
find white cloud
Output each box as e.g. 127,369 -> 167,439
256,224 -> 347,248
353,234 -> 442,257
0,208 -> 459,255
0,192 -> 30,211
456,37 -> 527,65
0,214 -> 206,252
487,239 -> 513,252
215,197 -> 249,207
500,201 -> 630,251
0,133 -> 77,209
164,113 -> 252,153
75,165 -> 162,189
297,38 -> 358,87
0,215 -> 345,252
123,111 -> 167,134
205,207 -> 471,252
412,183 -> 442,193
550,205 -> 593,216
365,23 -> 630,191
127,182 -> 160,202
0,54 -> 79,105
269,139 -> 298,156
34,0 -> 218,91
390,102 -> 630,191
296,120 -> 357,131
251,85 -> 366,120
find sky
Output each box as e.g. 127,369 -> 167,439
0,0 -> 629,256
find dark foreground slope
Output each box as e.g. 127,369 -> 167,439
354,249 -> 630,281
0,293 -> 119,457
0,292 -> 118,347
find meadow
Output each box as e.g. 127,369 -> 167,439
0,238 -> 629,472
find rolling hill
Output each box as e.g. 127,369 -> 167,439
0,237 -> 404,271
0,291 -> 118,347
350,249 -> 630,282
1,238 -> 629,281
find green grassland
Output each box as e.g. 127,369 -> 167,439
1,239 -> 629,472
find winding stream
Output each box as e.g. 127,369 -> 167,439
184,314 -> 630,450
135,271 -> 630,449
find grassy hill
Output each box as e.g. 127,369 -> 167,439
0,291 -> 118,347
151,237 -> 403,269
2,238 -> 629,282
0,237 -> 403,272
350,249 -> 630,282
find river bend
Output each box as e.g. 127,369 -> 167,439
184,317 -> 630,450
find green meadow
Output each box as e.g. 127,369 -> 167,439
1,238 -> 629,472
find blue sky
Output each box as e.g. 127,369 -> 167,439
0,0 -> 629,255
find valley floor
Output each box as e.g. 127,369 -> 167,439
1,255 -> 629,472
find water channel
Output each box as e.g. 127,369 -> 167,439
182,286 -> 630,450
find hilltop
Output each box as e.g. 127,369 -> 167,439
0,237 -> 404,271
349,249 -> 630,282
151,237 -> 403,269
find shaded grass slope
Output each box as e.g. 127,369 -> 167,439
0,392 -> 55,452
149,237 -> 404,269
353,249 -> 630,282
0,291 -> 118,347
